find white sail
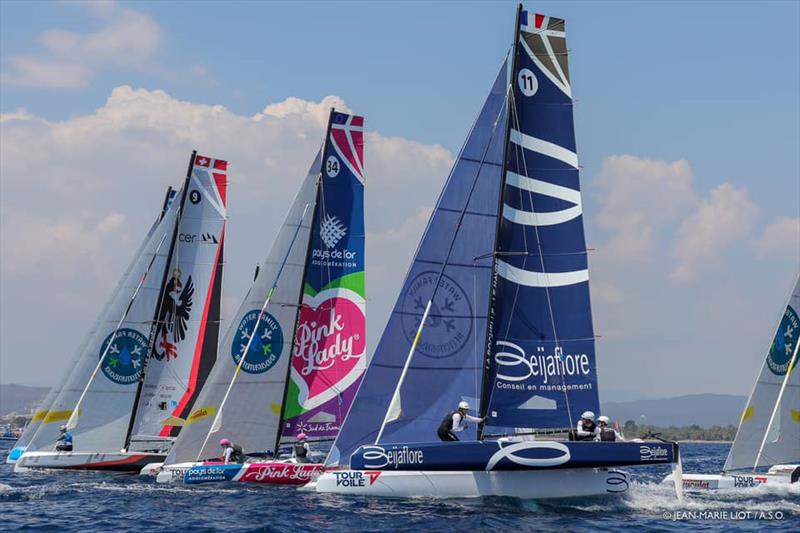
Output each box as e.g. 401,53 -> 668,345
131,157 -> 227,442
724,274 -> 800,471
25,199 -> 179,453
164,151 -> 320,465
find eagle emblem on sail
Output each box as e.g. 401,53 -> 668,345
153,267 -> 194,360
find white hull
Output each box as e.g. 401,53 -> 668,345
139,462 -> 165,476
308,468 -> 628,499
664,464 -> 798,490
154,462 -> 196,483
14,450 -> 165,473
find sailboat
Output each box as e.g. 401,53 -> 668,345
309,5 -> 679,499
664,274 -> 800,490
7,188 -> 177,464
152,109 -> 366,486
14,152 -> 227,473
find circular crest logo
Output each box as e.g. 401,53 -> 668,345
401,271 -> 472,359
767,305 -> 799,376
99,328 -> 148,385
231,309 -> 284,374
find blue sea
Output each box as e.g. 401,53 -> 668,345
1,441 -> 797,532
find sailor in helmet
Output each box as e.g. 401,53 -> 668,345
437,401 -> 486,441
293,433 -> 310,463
595,416 -> 625,442
219,438 -> 245,464
56,425 -> 73,452
570,411 -> 598,441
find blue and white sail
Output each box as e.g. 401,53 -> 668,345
329,8 -> 599,467
328,62 -> 509,466
483,11 -> 598,430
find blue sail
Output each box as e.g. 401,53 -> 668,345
483,11 -> 599,430
328,62 -> 509,466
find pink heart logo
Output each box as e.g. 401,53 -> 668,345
291,290 -> 366,408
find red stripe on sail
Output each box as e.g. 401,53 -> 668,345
213,159 -> 228,171
350,115 -> 364,128
213,172 -> 227,207
332,129 -> 361,177
160,226 -> 225,436
534,13 -> 545,29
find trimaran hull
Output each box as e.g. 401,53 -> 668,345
307,468 -> 629,499
152,460 -> 323,485
14,451 -> 166,473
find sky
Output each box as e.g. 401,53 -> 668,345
0,1 -> 798,402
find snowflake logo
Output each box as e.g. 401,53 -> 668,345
320,213 -> 347,248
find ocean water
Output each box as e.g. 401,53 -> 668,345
1,442 -> 797,532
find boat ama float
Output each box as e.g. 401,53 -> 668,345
14,153 -> 227,472
664,274 -> 800,490
153,110 -> 366,486
309,5 -> 680,499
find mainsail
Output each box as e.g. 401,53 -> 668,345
9,188 -> 177,461
164,110 -> 365,465
329,7 -> 598,467
724,274 -> 800,472
23,155 -> 225,454
129,156 -> 227,443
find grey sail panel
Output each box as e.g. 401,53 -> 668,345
724,274 -> 800,471
28,188 -> 176,451
164,151 -> 320,464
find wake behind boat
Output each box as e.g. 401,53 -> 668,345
664,274 -> 800,490
311,4 -> 680,500
152,109 -> 366,486
15,153 -> 227,473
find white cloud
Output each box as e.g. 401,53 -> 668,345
1,2 -> 162,89
754,217 -> 800,258
593,155 -> 696,262
671,183 -> 760,282
0,86 -> 453,384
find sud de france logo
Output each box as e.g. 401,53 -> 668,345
99,328 -> 148,385
767,305 -> 799,376
231,310 -> 284,374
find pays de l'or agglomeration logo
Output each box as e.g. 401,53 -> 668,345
401,271 -> 472,359
231,309 -> 284,374
99,328 -> 148,385
767,305 -> 799,376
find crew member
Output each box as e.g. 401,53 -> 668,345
219,438 -> 245,464
569,411 -> 598,441
437,401 -> 485,441
56,425 -> 73,452
595,415 -> 624,442
293,432 -> 310,463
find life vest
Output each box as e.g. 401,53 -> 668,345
579,420 -> 596,434
438,411 -> 460,434
226,443 -> 245,463
599,428 -> 616,442
294,441 -> 308,459
61,432 -> 73,445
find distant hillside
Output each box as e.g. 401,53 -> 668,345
601,393 -> 746,427
0,384 -> 50,416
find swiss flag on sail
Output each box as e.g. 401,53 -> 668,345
195,155 -> 211,167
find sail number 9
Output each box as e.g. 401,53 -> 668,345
326,155 -> 340,178
518,68 -> 538,97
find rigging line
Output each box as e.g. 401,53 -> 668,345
375,89 -> 507,445
65,230 -> 171,433
195,202 -> 312,462
511,85 -> 576,432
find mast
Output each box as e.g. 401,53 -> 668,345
477,3 -> 522,440
124,150 -> 195,450
271,108 -> 335,456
